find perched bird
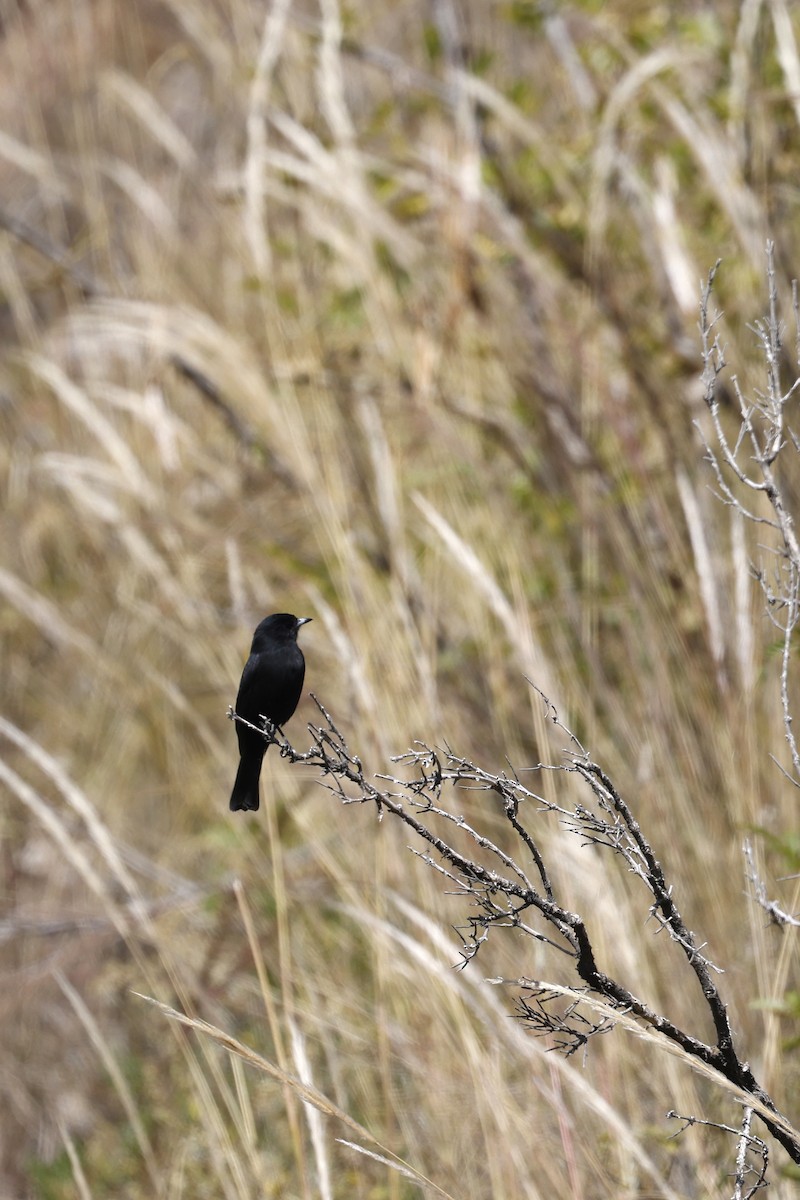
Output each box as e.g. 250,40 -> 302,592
229,613 -> 311,812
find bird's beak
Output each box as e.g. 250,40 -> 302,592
296,617 -> 312,628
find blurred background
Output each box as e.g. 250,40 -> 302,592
1,0 -> 800,1195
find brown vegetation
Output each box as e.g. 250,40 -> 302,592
2,1 -> 800,1196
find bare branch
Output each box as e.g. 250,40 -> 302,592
667,1109 -> 768,1199
231,690 -> 800,1166
743,840 -> 800,928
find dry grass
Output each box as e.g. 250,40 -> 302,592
2,0 -> 800,1195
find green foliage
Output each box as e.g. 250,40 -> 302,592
751,827 -> 800,875
505,3 -> 546,31
26,1152 -> 75,1200
422,23 -> 441,63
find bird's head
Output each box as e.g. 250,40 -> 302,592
251,612 -> 311,649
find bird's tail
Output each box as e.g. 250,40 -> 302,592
229,751 -> 264,812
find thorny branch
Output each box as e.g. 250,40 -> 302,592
513,988 -> 615,1058
667,1109 -> 769,1199
700,243 -> 800,783
230,695 -> 800,1166
743,839 -> 800,929
701,248 -> 800,1046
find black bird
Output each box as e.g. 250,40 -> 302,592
229,613 -> 311,812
